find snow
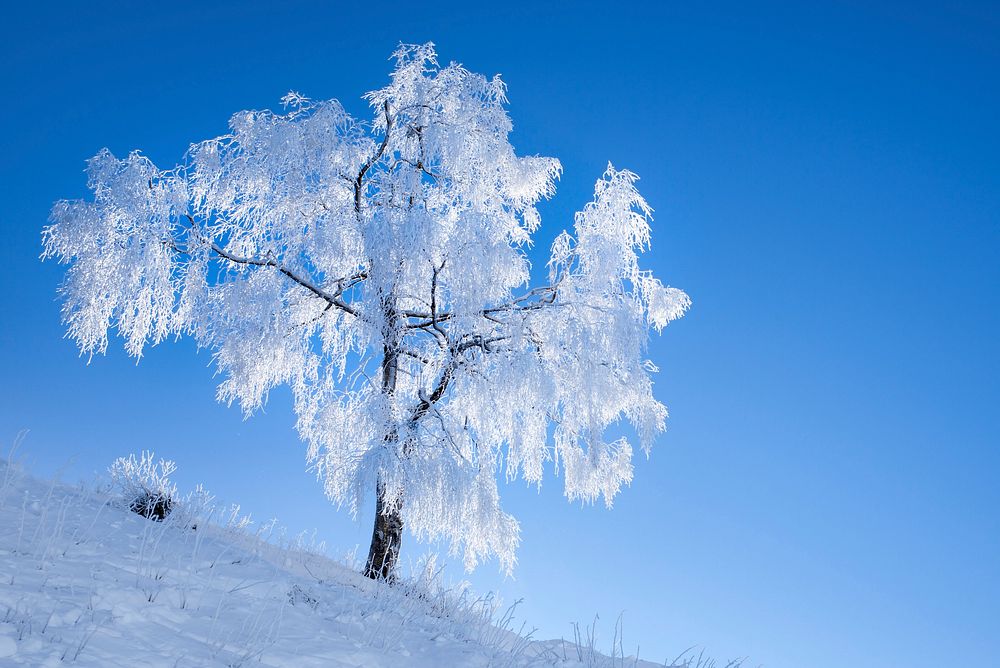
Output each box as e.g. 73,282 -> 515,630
0,635 -> 15,658
0,459 -> 673,667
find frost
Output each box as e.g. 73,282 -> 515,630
43,44 -> 689,574
108,452 -> 178,520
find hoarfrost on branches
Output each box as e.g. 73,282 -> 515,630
108,451 -> 178,520
43,43 -> 690,576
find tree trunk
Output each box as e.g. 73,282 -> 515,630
364,325 -> 402,581
364,478 -> 403,580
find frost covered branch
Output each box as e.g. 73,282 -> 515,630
355,100 -> 393,214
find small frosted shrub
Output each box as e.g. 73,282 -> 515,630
108,451 -> 178,521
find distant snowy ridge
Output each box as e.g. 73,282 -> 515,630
0,456 -> 706,667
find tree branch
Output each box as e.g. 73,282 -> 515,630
409,358 -> 456,425
355,100 -> 393,215
403,283 -> 559,330
181,214 -> 365,318
429,259 -> 448,344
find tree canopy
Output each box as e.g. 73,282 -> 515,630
43,43 -> 690,575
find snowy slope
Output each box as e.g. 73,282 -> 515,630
0,458 -> 681,668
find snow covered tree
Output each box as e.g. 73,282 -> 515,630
42,43 -> 690,580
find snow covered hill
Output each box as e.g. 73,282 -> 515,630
0,456 -> 727,667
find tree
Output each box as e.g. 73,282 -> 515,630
42,43 -> 690,580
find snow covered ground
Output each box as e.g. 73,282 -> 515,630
0,454 -> 728,667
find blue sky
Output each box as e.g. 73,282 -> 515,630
1,2 -> 998,666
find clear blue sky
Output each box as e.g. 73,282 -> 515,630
1,2 -> 997,666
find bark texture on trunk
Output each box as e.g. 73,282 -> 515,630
364,324 -> 403,581
364,479 -> 403,581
